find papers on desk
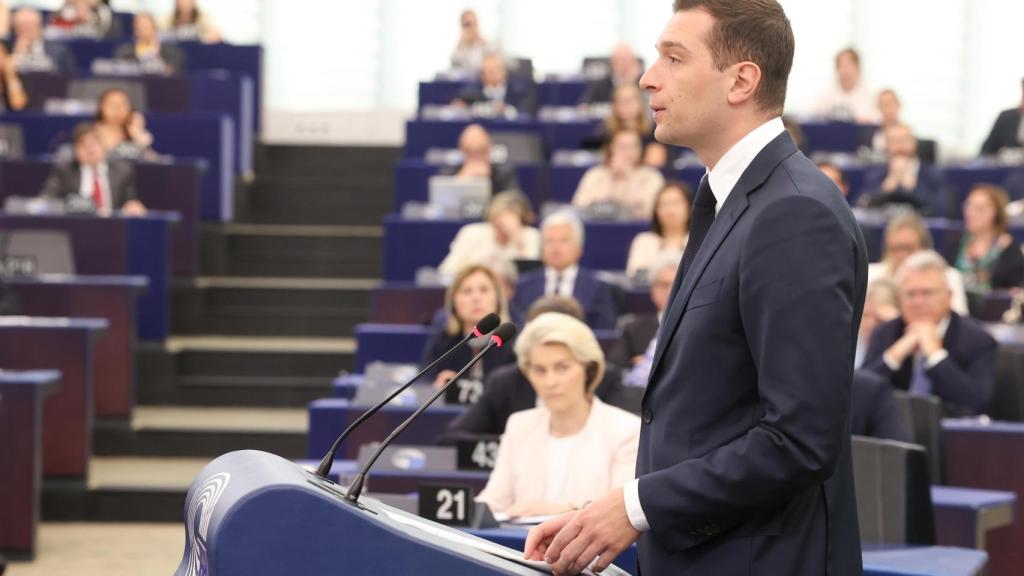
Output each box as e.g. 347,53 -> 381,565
492,512 -> 562,526
383,508 -> 607,575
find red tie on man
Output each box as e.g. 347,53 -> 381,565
91,169 -> 105,212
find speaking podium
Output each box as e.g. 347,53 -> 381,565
175,450 -> 628,576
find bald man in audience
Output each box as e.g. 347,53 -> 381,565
583,43 -> 642,105
860,123 -> 950,216
9,7 -> 74,73
453,52 -> 536,116
443,123 -> 519,195
862,250 -> 997,416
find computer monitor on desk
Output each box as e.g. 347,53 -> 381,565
428,175 -> 490,219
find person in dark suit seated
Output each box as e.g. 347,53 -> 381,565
9,8 -> 75,73
438,296 -> 634,445
452,52 -> 535,116
956,184 -> 1024,295
849,369 -> 911,441
859,123 -> 950,216
980,77 -> 1024,156
419,263 -> 516,387
0,42 -> 26,111
510,211 -> 617,330
581,43 -> 642,105
442,123 -> 519,195
863,250 -> 998,416
114,13 -> 186,75
39,123 -> 146,216
609,250 -> 681,374
94,88 -> 156,160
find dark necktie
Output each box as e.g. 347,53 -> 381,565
679,175 -> 717,282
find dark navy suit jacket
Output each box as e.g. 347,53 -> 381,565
636,132 -> 866,575
860,163 -> 952,217
861,313 -> 998,416
510,267 -> 617,331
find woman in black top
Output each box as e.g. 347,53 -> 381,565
419,263 -> 515,386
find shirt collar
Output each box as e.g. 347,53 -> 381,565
546,265 -> 578,280
706,117 -> 785,214
938,315 -> 951,339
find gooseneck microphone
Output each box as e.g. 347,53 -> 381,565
314,313 -> 501,479
344,322 -> 518,504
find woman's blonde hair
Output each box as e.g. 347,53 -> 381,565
514,312 -> 605,394
604,84 -> 652,135
445,264 -> 510,336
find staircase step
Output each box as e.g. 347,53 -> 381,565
93,406 -> 308,459
201,223 -> 383,278
172,278 -> 373,337
254,144 -> 402,180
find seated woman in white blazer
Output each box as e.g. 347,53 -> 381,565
476,312 -> 641,518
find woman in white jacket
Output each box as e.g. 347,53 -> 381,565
476,312 -> 641,518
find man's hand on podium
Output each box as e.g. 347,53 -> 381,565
524,487 -> 639,575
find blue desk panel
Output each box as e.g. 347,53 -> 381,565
307,398 -> 465,460
383,216 -> 647,281
0,213 -> 174,340
0,112 -> 234,221
0,158 -> 203,275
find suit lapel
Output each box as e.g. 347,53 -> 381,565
645,132 -> 798,390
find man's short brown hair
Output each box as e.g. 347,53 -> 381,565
673,0 -> 794,115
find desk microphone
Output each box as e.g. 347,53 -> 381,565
343,322 -> 517,503
314,313 -> 501,479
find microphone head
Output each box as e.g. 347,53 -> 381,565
472,313 -> 501,337
489,322 -> 518,348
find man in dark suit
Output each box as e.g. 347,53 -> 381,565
581,43 -> 643,105
510,211 -> 617,331
39,123 -> 145,216
859,123 -> 951,216
526,2 -> 866,574
453,52 -> 536,116
850,369 -> 911,441
862,250 -> 998,417
9,8 -> 76,73
981,78 -> 1024,156
114,13 -> 186,75
608,251 -> 680,382
442,123 -> 519,194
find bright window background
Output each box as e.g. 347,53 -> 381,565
12,0 -> 1024,153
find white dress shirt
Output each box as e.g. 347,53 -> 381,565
544,265 -> 578,297
623,116 -> 786,533
813,82 -> 881,124
78,163 -> 112,213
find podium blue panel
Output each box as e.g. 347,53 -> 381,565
943,419 -> 1024,576
175,450 -> 572,576
931,486 -> 1016,552
383,215 -> 647,281
393,160 -> 546,208
190,71 -> 255,176
405,118 -> 599,158
8,275 -> 145,418
0,370 -> 60,558
0,317 -> 105,477
0,158 -> 203,275
942,166 -> 1013,206
0,112 -> 233,221
0,213 -> 173,340
307,398 -> 464,460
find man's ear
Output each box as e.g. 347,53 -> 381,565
727,61 -> 763,107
